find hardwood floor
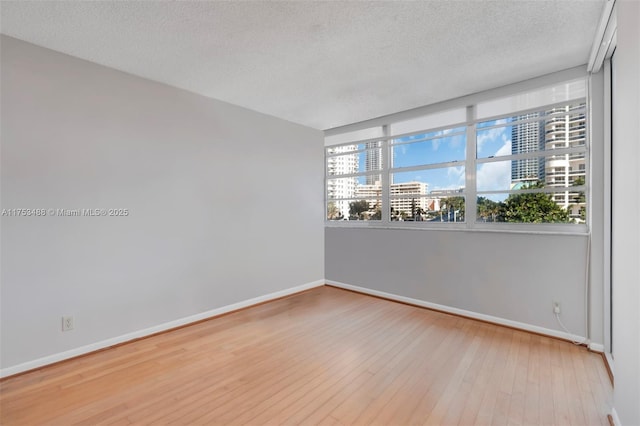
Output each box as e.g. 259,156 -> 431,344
0,286 -> 612,425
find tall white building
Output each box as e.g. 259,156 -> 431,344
354,181 -> 438,218
544,104 -> 586,220
326,145 -> 358,218
509,105 -> 587,221
364,141 -> 381,184
355,182 -> 382,211
390,181 -> 431,215
511,113 -> 545,183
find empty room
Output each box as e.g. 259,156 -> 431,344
1,1 -> 638,425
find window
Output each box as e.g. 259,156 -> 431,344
325,78 -> 588,231
476,104 -> 587,224
390,126 -> 466,222
326,141 -> 382,221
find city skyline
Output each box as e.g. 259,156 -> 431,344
327,103 -> 586,220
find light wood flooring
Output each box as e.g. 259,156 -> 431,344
0,285 -> 613,425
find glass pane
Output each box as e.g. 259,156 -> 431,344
546,152 -> 587,188
326,147 -> 383,176
477,159 -> 543,192
327,173 -> 382,220
327,151 -> 360,176
327,199 -> 381,221
477,115 -> 543,159
392,167 -> 465,195
544,109 -> 587,149
477,154 -> 586,192
392,130 -> 466,168
477,106 -> 586,159
476,193 -> 585,224
389,195 -> 465,223
390,196 -> 433,221
327,175 -> 382,200
327,200 -> 348,221
477,117 -> 513,129
436,196 -> 465,223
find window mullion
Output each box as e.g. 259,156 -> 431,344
382,125 -> 391,223
466,105 -> 477,227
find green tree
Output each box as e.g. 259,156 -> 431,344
326,202 -> 342,220
477,196 -> 504,222
503,192 -> 570,223
349,200 -> 370,220
570,176 -> 586,222
440,196 -> 465,221
390,207 -> 400,221
370,203 -> 382,220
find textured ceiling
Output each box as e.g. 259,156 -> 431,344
0,1 -> 605,130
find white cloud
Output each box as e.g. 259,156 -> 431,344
450,134 -> 464,148
476,139 -> 512,192
477,119 -> 509,154
448,165 -> 465,186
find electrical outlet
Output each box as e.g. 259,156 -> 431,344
553,302 -> 561,314
62,316 -> 74,332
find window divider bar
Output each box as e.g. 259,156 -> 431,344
476,147 -> 586,164
327,171 -> 383,180
382,125 -> 391,223
390,161 -> 465,174
326,145 -> 381,158
325,122 -> 467,149
477,185 -> 586,196
466,105 -> 477,227
388,125 -> 467,144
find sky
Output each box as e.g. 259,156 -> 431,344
330,105 -> 587,208
352,121 -> 514,198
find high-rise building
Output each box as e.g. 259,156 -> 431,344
326,145 -> 358,218
511,113 -> 545,184
390,181 -> 430,215
509,105 -> 587,221
364,141 -> 381,184
544,104 -> 586,220
355,180 -> 438,219
355,181 -> 382,211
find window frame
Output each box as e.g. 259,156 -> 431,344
325,71 -> 590,235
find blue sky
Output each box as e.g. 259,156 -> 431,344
355,122 -> 514,195
330,120 -> 519,203
475,120 -> 514,200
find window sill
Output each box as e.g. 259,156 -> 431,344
325,221 -> 589,236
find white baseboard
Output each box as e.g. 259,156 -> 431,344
604,351 -> 614,377
0,279 -> 325,378
610,408 -> 621,426
589,342 -> 605,352
326,280 -> 587,343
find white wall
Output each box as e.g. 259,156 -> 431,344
0,36 -> 324,372
611,1 -> 640,424
326,228 -> 589,336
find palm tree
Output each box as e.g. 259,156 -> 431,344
327,202 -> 341,220
349,200 -> 369,220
